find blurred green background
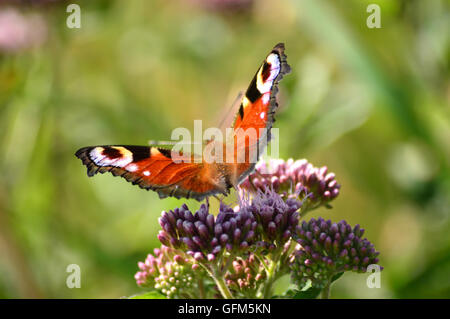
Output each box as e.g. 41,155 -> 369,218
0,0 -> 449,298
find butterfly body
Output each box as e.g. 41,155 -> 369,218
75,43 -> 291,201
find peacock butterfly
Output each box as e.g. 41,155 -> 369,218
75,43 -> 291,201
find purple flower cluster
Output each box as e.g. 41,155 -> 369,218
135,245 -> 202,298
240,159 -> 340,211
242,188 -> 301,248
290,218 -> 381,289
135,157 -> 381,299
158,203 -> 258,262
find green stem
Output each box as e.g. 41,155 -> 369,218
198,278 -> 205,299
221,253 -> 235,274
254,253 -> 270,273
262,249 -> 282,298
321,280 -> 332,299
198,261 -> 234,299
212,270 -> 234,299
262,264 -> 276,298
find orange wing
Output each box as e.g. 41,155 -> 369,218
229,43 -> 291,184
75,145 -> 228,201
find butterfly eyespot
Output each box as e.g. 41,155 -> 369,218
89,146 -> 133,167
102,147 -> 122,159
261,62 -> 272,82
256,53 -> 281,94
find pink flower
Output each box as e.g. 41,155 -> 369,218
0,8 -> 47,53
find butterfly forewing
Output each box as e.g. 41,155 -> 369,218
75,145 -> 221,200
230,43 -> 291,182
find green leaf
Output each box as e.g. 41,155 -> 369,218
288,288 -> 322,299
331,272 -> 344,283
129,291 -> 166,299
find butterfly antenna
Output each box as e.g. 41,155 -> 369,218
148,140 -> 203,146
148,140 -> 174,146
